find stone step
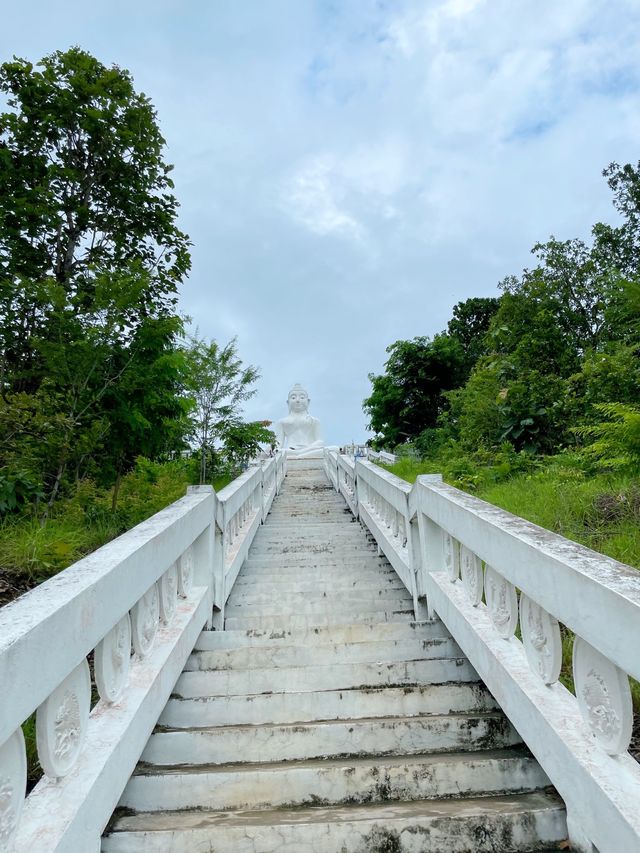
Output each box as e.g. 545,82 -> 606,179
234,570 -> 396,587
160,681 -> 496,728
227,587 -> 412,606
145,711 -> 520,766
266,510 -> 350,517
103,791 -> 567,852
259,514 -> 364,524
122,748 -> 548,813
265,517 -> 357,525
266,510 -> 351,518
224,608 -> 415,631
273,496 -> 347,502
194,619 -> 451,650
234,570 -> 399,586
229,575 -> 407,595
248,547 -> 380,560
266,511 -> 352,519
185,636 -> 462,671
174,656 -> 476,698
224,594 -> 413,618
252,533 -> 375,547
239,556 -> 391,572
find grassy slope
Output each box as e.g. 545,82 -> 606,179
382,457 -> 640,569
0,461 -> 233,595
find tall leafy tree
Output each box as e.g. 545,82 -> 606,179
0,47 -> 191,391
0,48 -> 192,509
183,337 -> 260,483
364,335 -> 465,449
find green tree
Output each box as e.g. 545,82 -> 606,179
0,47 -> 191,392
218,420 -> 276,470
183,336 -> 260,483
447,296 -> 501,374
364,335 -> 466,449
0,48 -> 192,509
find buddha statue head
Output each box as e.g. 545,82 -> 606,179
287,384 -> 310,415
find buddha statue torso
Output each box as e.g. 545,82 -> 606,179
274,385 -> 324,459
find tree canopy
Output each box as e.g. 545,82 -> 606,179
0,48 -> 266,516
364,161 -> 640,459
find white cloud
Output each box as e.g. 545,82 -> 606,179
2,0 -> 640,442
283,155 -> 365,241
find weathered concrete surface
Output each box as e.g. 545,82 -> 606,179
103,466 -> 566,851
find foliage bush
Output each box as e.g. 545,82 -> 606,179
574,403 -> 640,471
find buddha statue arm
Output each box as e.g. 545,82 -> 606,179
309,417 -> 323,447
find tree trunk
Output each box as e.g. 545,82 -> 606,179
40,457 -> 67,525
111,469 -> 122,512
200,446 -> 207,485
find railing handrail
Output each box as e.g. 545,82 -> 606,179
216,464 -> 262,519
1,453 -> 287,851
415,476 -> 640,682
0,488 -> 214,747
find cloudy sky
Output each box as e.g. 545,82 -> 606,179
3,1 -> 640,443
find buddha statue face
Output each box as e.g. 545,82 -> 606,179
287,384 -> 310,415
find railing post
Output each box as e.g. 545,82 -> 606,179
414,475 -> 443,618
187,485 -> 216,629
260,461 -> 266,523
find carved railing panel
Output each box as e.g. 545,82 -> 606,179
0,728 -> 26,850
572,636 -> 633,755
94,614 -> 131,704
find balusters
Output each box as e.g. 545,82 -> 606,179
0,728 -> 27,849
484,566 -> 518,639
459,545 -> 483,606
178,545 -> 194,597
398,514 -> 407,548
385,502 -> 393,530
443,532 -> 460,582
159,562 -> 178,624
519,595 -> 562,684
131,584 -> 160,657
572,637 -> 633,754
95,613 -> 132,703
36,659 -> 91,778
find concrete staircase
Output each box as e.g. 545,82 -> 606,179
103,464 -> 567,852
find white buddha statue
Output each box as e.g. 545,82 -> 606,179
274,384 -> 324,459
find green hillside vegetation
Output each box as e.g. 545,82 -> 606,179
365,164 -> 640,474
0,48 -> 273,599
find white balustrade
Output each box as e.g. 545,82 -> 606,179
354,460 -> 417,608
336,454 -> 357,517
366,448 -> 398,464
334,461 -> 640,853
3,442 -> 640,853
0,452 -> 286,851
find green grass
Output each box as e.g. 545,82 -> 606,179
381,456 -> 640,568
0,459 -> 234,589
